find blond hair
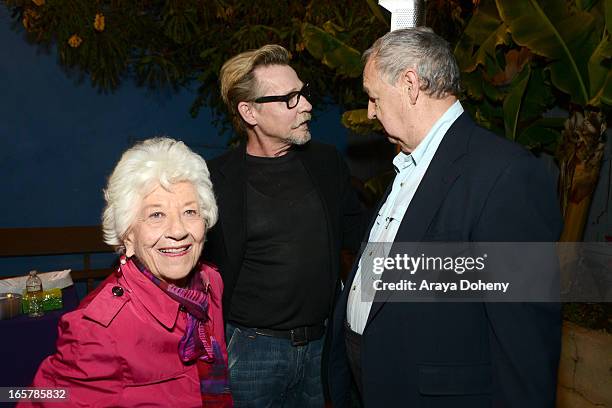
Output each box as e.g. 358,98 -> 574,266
219,44 -> 291,134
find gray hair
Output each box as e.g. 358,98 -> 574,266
102,137 -> 218,253
363,27 -> 461,98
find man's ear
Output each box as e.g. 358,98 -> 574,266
400,68 -> 419,104
238,101 -> 257,126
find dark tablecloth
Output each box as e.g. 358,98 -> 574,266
0,286 -> 80,388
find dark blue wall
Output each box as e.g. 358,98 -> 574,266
0,6 -> 350,277
0,7 -> 349,229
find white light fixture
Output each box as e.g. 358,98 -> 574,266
379,0 -> 427,31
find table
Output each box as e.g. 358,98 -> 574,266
0,286 -> 80,388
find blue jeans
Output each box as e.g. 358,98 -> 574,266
225,323 -> 325,408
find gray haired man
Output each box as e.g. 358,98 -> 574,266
329,28 -> 563,407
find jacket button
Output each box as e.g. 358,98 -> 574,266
112,286 -> 124,297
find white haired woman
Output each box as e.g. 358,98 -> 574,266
19,138 -> 232,407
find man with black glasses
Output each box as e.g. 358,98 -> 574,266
204,44 -> 364,407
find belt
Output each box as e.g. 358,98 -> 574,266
233,323 -> 326,346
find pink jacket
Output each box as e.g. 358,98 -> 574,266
18,259 -> 227,407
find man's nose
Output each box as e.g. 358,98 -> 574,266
298,94 -> 312,112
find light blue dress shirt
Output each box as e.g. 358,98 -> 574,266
347,100 -> 464,334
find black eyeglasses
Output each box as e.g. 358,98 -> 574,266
254,83 -> 311,109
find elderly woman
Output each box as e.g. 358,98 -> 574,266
20,138 -> 232,407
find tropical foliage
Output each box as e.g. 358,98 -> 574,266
3,0 -> 387,127
455,0 -> 610,143
331,0 -> 611,239
3,0 -> 610,241
453,0 -> 610,241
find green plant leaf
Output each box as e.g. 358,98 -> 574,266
365,0 -> 389,28
482,77 -> 505,101
496,0 -> 597,105
162,8 -> 199,45
607,0 -> 612,34
520,68 -> 555,122
485,50 -> 505,79
461,71 -> 484,100
199,47 -> 217,60
603,72 -> 612,105
341,109 -> 383,134
471,97 -> 505,135
454,34 -> 476,72
517,124 -> 561,152
454,3 -> 507,73
586,0 -> 607,29
591,70 -> 612,106
588,33 -> 612,100
322,20 -> 345,35
577,0 -> 599,11
503,65 -> 530,140
301,22 -> 363,78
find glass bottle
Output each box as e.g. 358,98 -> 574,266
25,270 -> 44,318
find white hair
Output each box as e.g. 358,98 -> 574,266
102,137 -> 218,253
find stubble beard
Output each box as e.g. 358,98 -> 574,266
286,128 -> 311,145
286,117 -> 312,145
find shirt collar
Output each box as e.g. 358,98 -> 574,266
393,151 -> 415,172
392,100 -> 464,172
121,257 -> 181,330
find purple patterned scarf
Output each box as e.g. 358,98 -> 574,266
132,257 -> 233,407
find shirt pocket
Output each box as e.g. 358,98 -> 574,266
127,362 -> 194,387
374,203 -> 409,237
120,371 -> 201,407
417,362 -> 492,396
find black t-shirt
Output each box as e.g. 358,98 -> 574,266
228,151 -> 331,330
